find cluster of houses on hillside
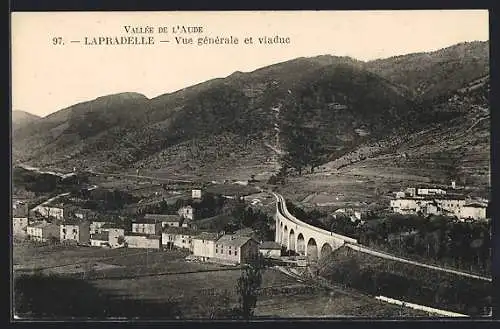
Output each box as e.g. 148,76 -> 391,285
12,195 -> 281,265
389,185 -> 489,221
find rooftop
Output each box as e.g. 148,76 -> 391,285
163,226 -> 197,235
126,232 -> 161,239
216,234 -> 255,248
101,223 -> 126,229
394,195 -> 467,201
61,219 -> 86,226
133,218 -> 163,224
193,232 -> 221,241
144,214 -> 181,222
259,241 -> 281,250
29,222 -> 59,229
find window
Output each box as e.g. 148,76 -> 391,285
73,229 -> 77,234
182,239 -> 185,243
229,250 -> 232,255
235,250 -> 238,256
62,228 -> 66,234
216,249 -> 218,254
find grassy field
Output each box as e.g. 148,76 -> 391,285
13,241 -> 435,319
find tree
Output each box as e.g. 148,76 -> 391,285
117,236 -> 125,246
235,259 -> 264,320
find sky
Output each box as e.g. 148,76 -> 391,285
11,10 -> 489,117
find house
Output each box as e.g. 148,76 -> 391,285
192,232 -> 221,261
192,189 -> 202,199
13,200 -> 29,217
178,205 -> 194,220
99,223 -> 126,248
90,221 -> 109,234
460,203 -> 487,220
333,208 -> 362,222
60,220 -> 91,244
214,234 -> 259,265
32,204 -> 66,220
132,217 -> 162,235
90,231 -> 110,247
390,198 -> 432,215
417,188 -> 447,196
162,226 -> 197,251
74,209 -> 96,220
124,233 -> 161,249
27,222 -> 60,242
259,241 -> 282,258
105,227 -> 126,248
13,217 -> 29,238
143,214 -> 187,229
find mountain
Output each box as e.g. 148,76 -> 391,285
365,41 -> 489,102
321,75 -> 490,189
12,110 -> 41,130
12,41 -> 490,184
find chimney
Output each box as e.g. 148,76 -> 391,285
451,180 -> 456,189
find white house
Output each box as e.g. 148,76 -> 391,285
460,203 -> 487,220
192,189 -> 202,199
214,234 -> 260,265
13,217 -> 29,238
417,188 -> 447,196
178,205 -> 194,220
162,226 -> 197,251
259,241 -> 282,258
32,205 -> 66,220
124,233 -> 161,249
192,232 -> 221,261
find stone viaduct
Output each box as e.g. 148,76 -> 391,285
273,192 -> 358,262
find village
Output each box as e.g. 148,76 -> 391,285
12,186 -> 282,266
389,181 -> 488,221
11,167 -> 493,318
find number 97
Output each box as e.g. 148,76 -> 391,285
52,37 -> 63,45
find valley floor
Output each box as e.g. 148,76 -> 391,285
13,241 -> 428,319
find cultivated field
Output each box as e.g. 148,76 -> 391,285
12,241 -> 428,319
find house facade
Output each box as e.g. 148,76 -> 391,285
124,233 -> 161,249
90,221 -> 108,234
162,227 -> 196,251
27,222 -> 60,242
192,232 -> 220,261
460,204 -> 487,220
90,232 -> 110,247
214,234 -> 259,265
132,219 -> 162,235
106,227 -> 126,248
60,221 -> 91,244
192,189 -> 202,199
33,205 -> 65,220
13,217 -> 29,238
178,205 -> 194,220
90,226 -> 126,248
259,241 -> 282,258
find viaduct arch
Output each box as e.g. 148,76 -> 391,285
274,192 -> 358,261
